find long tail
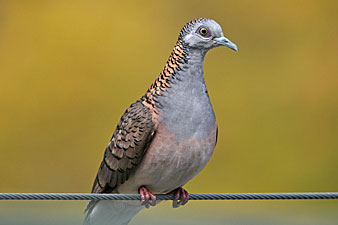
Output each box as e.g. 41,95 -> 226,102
83,200 -> 144,225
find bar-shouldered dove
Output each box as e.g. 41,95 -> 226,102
84,18 -> 238,225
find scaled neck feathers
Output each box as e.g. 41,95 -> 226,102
141,39 -> 189,112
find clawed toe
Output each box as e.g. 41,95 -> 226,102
139,186 -> 190,208
139,186 -> 157,208
171,187 -> 190,208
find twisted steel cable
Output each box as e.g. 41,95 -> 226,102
0,192 -> 337,201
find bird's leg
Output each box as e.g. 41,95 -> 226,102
170,187 -> 190,208
138,186 -> 157,208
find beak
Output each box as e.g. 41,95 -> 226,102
213,36 -> 238,52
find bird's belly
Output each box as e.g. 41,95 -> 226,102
117,122 -> 217,194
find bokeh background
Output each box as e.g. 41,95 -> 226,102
0,0 -> 337,224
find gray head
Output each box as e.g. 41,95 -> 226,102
179,18 -> 238,52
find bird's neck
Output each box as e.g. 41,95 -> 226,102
141,40 -> 207,112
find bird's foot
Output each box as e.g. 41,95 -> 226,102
138,186 -> 157,208
170,187 -> 190,208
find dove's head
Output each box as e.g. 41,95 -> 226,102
179,18 -> 238,52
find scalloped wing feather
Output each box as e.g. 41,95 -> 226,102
91,100 -> 155,193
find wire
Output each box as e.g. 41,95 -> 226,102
0,192 -> 337,201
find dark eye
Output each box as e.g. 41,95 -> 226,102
199,27 -> 208,36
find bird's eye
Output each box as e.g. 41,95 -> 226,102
199,27 -> 208,36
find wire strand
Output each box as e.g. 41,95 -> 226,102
0,192 -> 337,201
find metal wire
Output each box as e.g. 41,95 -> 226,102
0,192 -> 337,201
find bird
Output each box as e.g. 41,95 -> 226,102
84,18 -> 238,225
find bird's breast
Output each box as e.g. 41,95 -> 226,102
155,72 -> 216,142
117,122 -> 217,194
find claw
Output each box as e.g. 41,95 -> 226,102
138,186 -> 157,208
171,187 -> 190,208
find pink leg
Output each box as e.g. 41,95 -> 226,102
138,186 -> 157,208
171,187 -> 190,208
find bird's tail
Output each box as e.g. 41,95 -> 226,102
83,199 -> 144,225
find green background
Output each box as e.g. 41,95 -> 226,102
0,0 -> 337,224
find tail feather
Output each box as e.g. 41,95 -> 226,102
83,200 -> 144,225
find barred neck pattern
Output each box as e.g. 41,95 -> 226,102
141,39 -> 188,112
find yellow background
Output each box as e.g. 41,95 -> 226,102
0,0 -> 337,196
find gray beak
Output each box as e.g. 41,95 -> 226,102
213,36 -> 238,52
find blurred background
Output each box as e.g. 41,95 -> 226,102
0,0 -> 337,224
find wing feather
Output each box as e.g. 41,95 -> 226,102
91,100 -> 155,193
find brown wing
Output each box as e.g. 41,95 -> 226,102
91,100 -> 156,193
